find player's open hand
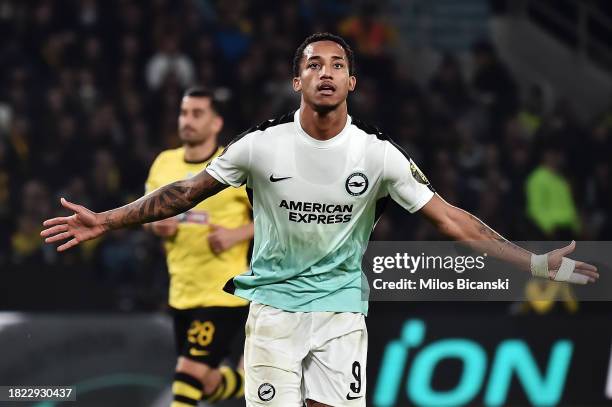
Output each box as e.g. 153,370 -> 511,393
41,198 -> 107,252
207,224 -> 240,255
546,240 -> 599,284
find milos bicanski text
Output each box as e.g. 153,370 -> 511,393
371,253 -> 510,291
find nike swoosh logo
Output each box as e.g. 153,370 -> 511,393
346,393 -> 363,400
269,175 -> 292,182
189,348 -> 209,356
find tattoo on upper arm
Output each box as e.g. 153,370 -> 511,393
104,173 -> 225,229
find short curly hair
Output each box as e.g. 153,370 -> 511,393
292,33 -> 355,77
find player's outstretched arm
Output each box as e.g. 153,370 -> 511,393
41,171 -> 227,252
419,194 -> 599,284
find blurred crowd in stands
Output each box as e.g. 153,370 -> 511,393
0,0 -> 610,308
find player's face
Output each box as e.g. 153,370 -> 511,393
293,40 -> 356,112
178,96 -> 222,145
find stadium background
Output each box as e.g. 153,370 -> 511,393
0,0 -> 611,406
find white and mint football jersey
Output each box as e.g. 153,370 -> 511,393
206,110 -> 434,315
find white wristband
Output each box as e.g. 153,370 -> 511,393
530,254 -> 549,278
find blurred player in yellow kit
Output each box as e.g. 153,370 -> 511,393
145,87 -> 253,406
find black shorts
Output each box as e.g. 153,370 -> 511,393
171,305 -> 248,367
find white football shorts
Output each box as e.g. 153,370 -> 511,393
244,302 -> 368,406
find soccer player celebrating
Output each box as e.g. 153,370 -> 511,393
145,88 -> 253,406
42,34 -> 598,407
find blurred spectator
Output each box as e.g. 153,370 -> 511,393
10,180 -> 50,265
7,118 -> 31,176
339,2 -> 395,57
89,149 -> 122,210
504,139 -> 531,237
0,140 -> 11,265
214,0 -> 253,63
146,35 -> 195,90
584,161 -> 612,239
350,77 -> 383,124
471,40 -> 519,136
517,85 -> 544,138
262,56 -> 299,120
429,54 -> 469,120
583,124 -> 611,170
338,2 -> 396,77
525,146 -> 580,239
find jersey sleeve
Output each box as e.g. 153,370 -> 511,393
206,132 -> 253,187
383,142 -> 434,213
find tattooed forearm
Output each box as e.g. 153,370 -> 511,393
102,172 -> 226,230
472,214 -> 509,242
460,212 -> 532,270
468,213 -> 530,253
421,196 -> 533,270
